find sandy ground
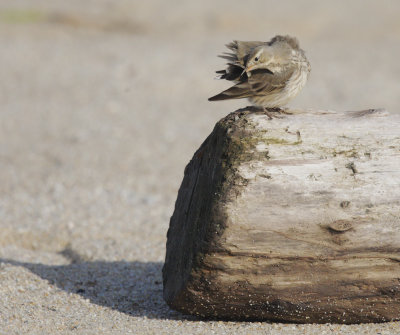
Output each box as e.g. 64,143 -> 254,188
0,0 -> 399,334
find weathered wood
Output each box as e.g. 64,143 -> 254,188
163,108 -> 400,324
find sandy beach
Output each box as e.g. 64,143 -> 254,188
0,0 -> 399,333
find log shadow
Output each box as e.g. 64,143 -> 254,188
0,248 -> 197,321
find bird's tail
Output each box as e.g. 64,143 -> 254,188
208,84 -> 250,101
208,93 -> 229,101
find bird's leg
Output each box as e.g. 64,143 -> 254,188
262,107 -> 289,119
275,107 -> 293,115
235,106 -> 264,117
261,107 -> 274,120
236,106 -> 261,113
234,106 -> 289,120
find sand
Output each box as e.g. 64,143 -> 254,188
0,0 -> 399,333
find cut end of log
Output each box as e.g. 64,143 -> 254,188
163,108 -> 400,324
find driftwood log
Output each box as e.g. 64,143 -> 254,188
163,108 -> 400,324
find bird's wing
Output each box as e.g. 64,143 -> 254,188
226,41 -> 264,65
216,41 -> 264,82
209,67 -> 295,101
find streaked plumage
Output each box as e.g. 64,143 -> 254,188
209,35 -> 311,110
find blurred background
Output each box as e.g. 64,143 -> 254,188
0,0 -> 400,331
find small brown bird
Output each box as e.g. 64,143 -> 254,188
209,35 -> 310,116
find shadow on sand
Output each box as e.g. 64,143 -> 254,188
0,247 -> 197,321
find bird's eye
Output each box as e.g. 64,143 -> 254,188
254,57 -> 259,62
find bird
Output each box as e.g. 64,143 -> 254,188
208,35 -> 311,117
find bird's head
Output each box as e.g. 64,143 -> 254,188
244,46 -> 272,74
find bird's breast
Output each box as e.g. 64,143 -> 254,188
284,65 -> 309,99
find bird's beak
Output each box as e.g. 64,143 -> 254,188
240,65 -> 255,78
245,65 -> 256,73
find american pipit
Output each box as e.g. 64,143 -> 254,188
209,35 -> 310,117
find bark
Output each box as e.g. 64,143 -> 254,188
163,108 -> 400,323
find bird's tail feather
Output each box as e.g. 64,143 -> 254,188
208,86 -> 250,101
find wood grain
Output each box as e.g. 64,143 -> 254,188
163,108 -> 400,323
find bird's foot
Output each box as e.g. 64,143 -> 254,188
262,107 -> 291,119
275,107 -> 293,115
234,106 -> 263,118
234,106 -> 290,120
264,107 -> 292,119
